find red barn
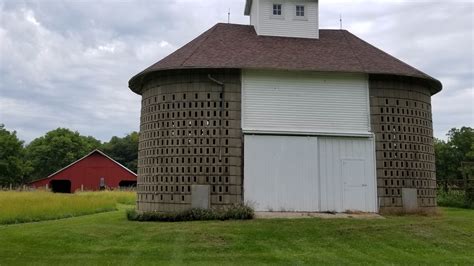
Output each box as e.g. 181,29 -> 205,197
29,150 -> 137,193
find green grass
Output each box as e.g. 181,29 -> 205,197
0,207 -> 472,265
0,191 -> 136,224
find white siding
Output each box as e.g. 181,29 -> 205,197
250,0 -> 258,28
242,70 -> 370,136
319,137 -> 377,213
251,0 -> 319,39
244,135 -> 320,212
244,135 -> 377,213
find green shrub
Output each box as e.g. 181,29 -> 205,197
223,203 -> 255,220
437,190 -> 474,209
127,204 -> 254,222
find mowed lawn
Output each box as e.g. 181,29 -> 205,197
0,207 -> 473,265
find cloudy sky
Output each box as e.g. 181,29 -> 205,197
0,0 -> 473,143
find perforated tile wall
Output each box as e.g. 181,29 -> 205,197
136,69 -> 243,212
370,76 -> 437,212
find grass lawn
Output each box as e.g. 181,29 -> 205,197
0,207 -> 472,265
0,191 -> 135,224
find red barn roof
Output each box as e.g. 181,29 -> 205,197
29,150 -> 137,192
129,23 -> 442,95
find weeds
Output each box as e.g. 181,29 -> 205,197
78,191 -> 136,205
0,191 -> 136,224
437,190 -> 473,209
127,204 -> 254,222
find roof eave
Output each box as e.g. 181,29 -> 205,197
128,73 -> 143,95
428,79 -> 443,95
130,66 -> 442,96
369,73 -> 442,95
427,77 -> 443,95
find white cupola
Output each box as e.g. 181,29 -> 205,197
244,0 -> 319,39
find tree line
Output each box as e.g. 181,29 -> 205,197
1,124 -> 473,187
435,127 -> 474,184
0,125 -> 138,187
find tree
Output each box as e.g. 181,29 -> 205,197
435,127 -> 474,181
434,138 -> 458,181
101,132 -> 138,173
467,142 -> 474,161
447,127 -> 474,161
0,125 -> 32,186
25,128 -> 101,180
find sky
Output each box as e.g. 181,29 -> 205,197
0,0 -> 473,143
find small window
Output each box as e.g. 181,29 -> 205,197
273,4 -> 282,16
296,5 -> 305,17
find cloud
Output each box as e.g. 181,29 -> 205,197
0,0 -> 472,143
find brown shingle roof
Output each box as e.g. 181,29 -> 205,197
129,23 -> 442,94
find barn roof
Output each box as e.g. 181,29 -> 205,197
29,150 -> 137,184
129,23 -> 442,95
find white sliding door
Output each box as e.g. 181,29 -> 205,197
244,135 -> 377,213
244,135 -> 320,212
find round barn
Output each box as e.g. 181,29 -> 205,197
129,0 -> 442,213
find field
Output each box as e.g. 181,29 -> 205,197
0,192 -> 473,265
0,191 -> 135,224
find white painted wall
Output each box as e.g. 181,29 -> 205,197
248,0 -> 319,39
242,70 -> 370,136
244,135 -> 377,213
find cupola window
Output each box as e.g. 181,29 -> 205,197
273,4 -> 282,16
296,5 -> 305,17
